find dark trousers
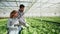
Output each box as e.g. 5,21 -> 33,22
18,28 -> 23,34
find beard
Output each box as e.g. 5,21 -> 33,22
20,10 -> 23,12
19,9 -> 23,12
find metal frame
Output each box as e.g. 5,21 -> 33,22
0,0 -> 37,13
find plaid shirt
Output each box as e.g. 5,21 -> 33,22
18,11 -> 24,19
18,10 -> 26,27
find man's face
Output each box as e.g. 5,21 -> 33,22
20,7 -> 24,12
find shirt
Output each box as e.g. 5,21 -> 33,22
7,18 -> 21,30
18,11 -> 26,26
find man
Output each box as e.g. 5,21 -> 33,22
18,4 -> 25,26
18,4 -> 29,34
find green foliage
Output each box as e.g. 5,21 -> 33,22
0,17 -> 60,34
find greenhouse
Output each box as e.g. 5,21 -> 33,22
0,0 -> 60,34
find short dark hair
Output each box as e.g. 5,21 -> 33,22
19,4 -> 25,8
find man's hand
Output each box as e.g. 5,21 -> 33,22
21,26 -> 25,29
26,23 -> 30,28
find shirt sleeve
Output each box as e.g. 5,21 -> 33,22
19,18 -> 27,27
